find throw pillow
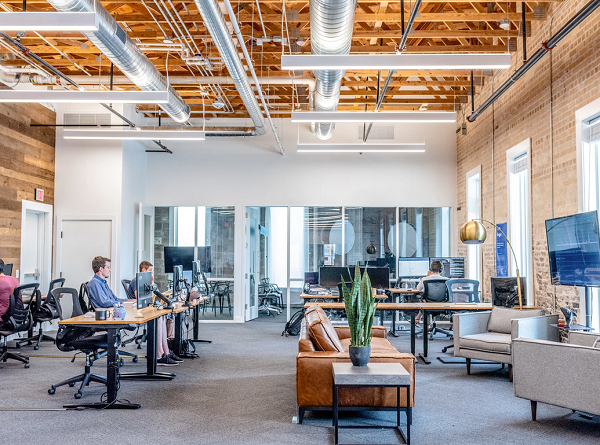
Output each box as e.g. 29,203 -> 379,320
487,306 -> 545,334
305,305 -> 344,352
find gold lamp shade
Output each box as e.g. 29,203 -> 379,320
460,220 -> 487,244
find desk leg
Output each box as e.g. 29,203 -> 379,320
410,312 -> 416,356
174,312 -> 182,356
418,310 -> 431,364
191,303 -> 211,343
63,328 -> 140,410
120,318 -> 175,381
333,383 -> 339,444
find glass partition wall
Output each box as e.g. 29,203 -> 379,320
154,206 -> 235,321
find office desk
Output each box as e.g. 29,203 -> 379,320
60,305 -> 171,409
304,302 -> 494,362
300,293 -> 389,300
386,289 -> 421,337
170,297 -> 210,357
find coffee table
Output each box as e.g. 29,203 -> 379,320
332,362 -> 411,444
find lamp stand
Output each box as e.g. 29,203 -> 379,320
516,268 -> 523,310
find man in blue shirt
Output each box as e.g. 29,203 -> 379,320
88,256 -> 125,308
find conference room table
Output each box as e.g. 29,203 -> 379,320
304,301 -> 495,364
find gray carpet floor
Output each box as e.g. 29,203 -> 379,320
1,317 -> 599,445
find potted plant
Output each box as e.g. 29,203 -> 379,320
341,264 -> 378,367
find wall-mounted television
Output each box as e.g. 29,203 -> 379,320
546,211 -> 600,287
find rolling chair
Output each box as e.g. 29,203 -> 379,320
47,287 -> 108,399
0,283 -> 39,368
80,282 -> 138,363
17,278 -> 66,350
121,279 -> 135,299
441,279 -> 480,353
422,278 -> 453,339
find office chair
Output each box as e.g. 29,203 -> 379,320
17,278 -> 66,350
121,279 -> 135,299
422,279 -> 452,340
0,283 -> 39,368
441,279 -> 480,353
80,282 -> 138,363
200,273 -> 215,316
47,287 -> 108,399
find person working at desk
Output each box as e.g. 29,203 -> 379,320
0,259 -> 20,328
88,256 -> 181,366
414,260 -> 449,324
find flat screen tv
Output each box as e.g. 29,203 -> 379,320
545,211 -> 600,286
164,246 -> 194,273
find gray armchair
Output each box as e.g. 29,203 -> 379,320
513,331 -> 600,420
453,307 -> 559,380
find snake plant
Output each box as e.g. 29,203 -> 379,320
341,264 -> 378,347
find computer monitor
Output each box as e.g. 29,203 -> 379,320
173,265 -> 183,299
192,260 -> 201,287
304,272 -> 319,285
196,246 -> 212,273
319,266 -> 389,289
136,271 -> 153,309
430,257 -> 465,278
3,263 -> 13,276
397,258 -> 430,278
491,277 -> 527,307
364,266 -> 390,290
164,246 -> 194,273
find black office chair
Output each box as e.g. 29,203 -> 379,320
0,283 -> 39,368
17,278 -> 66,350
80,282 -> 138,363
439,279 -> 481,354
121,279 -> 135,299
47,287 -> 108,399
201,272 -> 215,316
422,279 -> 453,340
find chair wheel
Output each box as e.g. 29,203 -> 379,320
442,347 -> 448,353
74,392 -> 82,399
48,388 -> 56,395
34,345 -> 39,350
24,363 -> 30,368
132,356 -> 138,363
68,382 -> 76,387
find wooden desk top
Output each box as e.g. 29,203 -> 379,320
387,288 -> 421,294
300,293 -> 388,300
60,305 -> 170,326
304,302 -> 494,310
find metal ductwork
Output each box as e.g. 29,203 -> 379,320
194,0 -> 266,135
46,0 -> 190,123
311,0 -> 357,140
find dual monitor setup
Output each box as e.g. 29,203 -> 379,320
397,257 -> 466,279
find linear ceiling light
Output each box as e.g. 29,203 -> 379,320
0,90 -> 170,104
297,144 -> 425,153
291,111 -> 455,123
63,129 -> 205,141
0,12 -> 99,31
281,53 -> 512,70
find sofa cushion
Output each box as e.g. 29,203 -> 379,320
340,337 -> 398,355
487,307 -> 545,334
459,332 -> 512,354
305,305 -> 344,352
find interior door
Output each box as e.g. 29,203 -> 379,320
60,220 -> 112,316
245,208 -> 260,321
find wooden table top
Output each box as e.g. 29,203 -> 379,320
60,305 -> 170,326
387,288 -> 421,294
300,293 -> 389,300
304,302 -> 495,310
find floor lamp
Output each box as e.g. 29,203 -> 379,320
459,219 -> 523,310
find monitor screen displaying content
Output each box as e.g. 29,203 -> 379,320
304,272 -> 319,285
164,246 -> 194,273
397,258 -> 430,278
319,266 -> 389,289
173,265 -> 183,299
546,211 -> 600,286
430,257 -> 466,278
136,271 -> 153,309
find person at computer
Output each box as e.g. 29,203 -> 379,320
0,259 -> 21,329
88,256 -> 181,366
414,260 -> 449,324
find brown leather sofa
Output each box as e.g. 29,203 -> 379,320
296,305 -> 416,423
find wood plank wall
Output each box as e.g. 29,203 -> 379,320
0,102 -> 56,277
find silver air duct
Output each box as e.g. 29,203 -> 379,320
311,0 -> 357,139
46,0 -> 190,123
194,0 -> 266,135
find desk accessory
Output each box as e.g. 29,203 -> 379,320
95,309 -> 107,320
153,289 -> 173,309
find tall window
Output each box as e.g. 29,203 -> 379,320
581,116 -> 600,331
507,140 -> 532,304
466,166 -> 481,282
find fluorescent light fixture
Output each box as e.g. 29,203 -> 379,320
63,129 -> 205,141
281,53 -> 512,70
291,111 -> 455,123
297,144 -> 425,153
0,12 -> 99,31
0,90 -> 170,104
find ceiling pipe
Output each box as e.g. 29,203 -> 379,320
469,0 -> 600,122
46,0 -> 190,123
311,0 -> 358,140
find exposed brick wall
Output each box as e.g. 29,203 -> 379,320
456,1 -> 600,320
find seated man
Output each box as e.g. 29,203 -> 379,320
88,256 -> 181,366
415,260 -> 449,323
0,259 -> 21,329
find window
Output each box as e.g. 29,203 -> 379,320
466,166 -> 481,282
581,115 -> 600,332
507,140 -> 532,304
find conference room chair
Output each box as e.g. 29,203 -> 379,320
47,287 -> 108,399
0,283 -> 39,368
440,279 -> 481,353
422,279 -> 453,340
16,278 -> 66,350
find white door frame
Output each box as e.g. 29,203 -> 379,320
20,200 -> 53,292
54,215 -> 119,292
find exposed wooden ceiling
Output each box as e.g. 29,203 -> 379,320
0,1 -> 557,119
